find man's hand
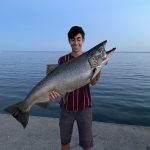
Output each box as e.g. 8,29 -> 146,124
49,91 -> 61,101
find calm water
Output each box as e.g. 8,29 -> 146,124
0,51 -> 150,126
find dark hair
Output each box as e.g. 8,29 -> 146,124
68,26 -> 85,40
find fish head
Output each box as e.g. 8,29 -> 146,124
97,47 -> 116,66
88,40 -> 116,67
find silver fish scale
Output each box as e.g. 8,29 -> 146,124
4,40 -> 116,128
16,41 -> 115,111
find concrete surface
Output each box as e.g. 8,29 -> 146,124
0,114 -> 150,150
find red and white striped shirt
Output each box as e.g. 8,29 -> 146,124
58,53 -> 92,111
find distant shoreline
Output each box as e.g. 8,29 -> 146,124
116,51 -> 150,53
1,50 -> 150,53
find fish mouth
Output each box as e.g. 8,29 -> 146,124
106,47 -> 116,58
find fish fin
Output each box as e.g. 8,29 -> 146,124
91,67 -> 101,81
63,93 -> 69,104
36,102 -> 50,109
46,64 -> 58,75
4,102 -> 29,128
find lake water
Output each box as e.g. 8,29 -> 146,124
0,51 -> 150,126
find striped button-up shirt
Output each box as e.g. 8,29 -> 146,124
58,53 -> 92,111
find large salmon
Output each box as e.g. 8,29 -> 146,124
4,40 -> 116,128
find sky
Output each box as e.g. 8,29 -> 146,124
0,0 -> 150,52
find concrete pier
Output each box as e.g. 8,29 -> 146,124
0,114 -> 150,150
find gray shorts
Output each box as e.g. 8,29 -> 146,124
59,107 -> 93,149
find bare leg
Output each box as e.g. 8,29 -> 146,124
84,147 -> 93,150
61,143 -> 71,150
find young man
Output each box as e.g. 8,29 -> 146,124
49,26 -> 100,150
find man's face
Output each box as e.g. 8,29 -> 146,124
69,33 -> 85,52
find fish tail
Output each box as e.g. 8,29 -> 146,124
4,102 -> 29,128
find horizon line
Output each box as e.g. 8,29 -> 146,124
1,50 -> 150,53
